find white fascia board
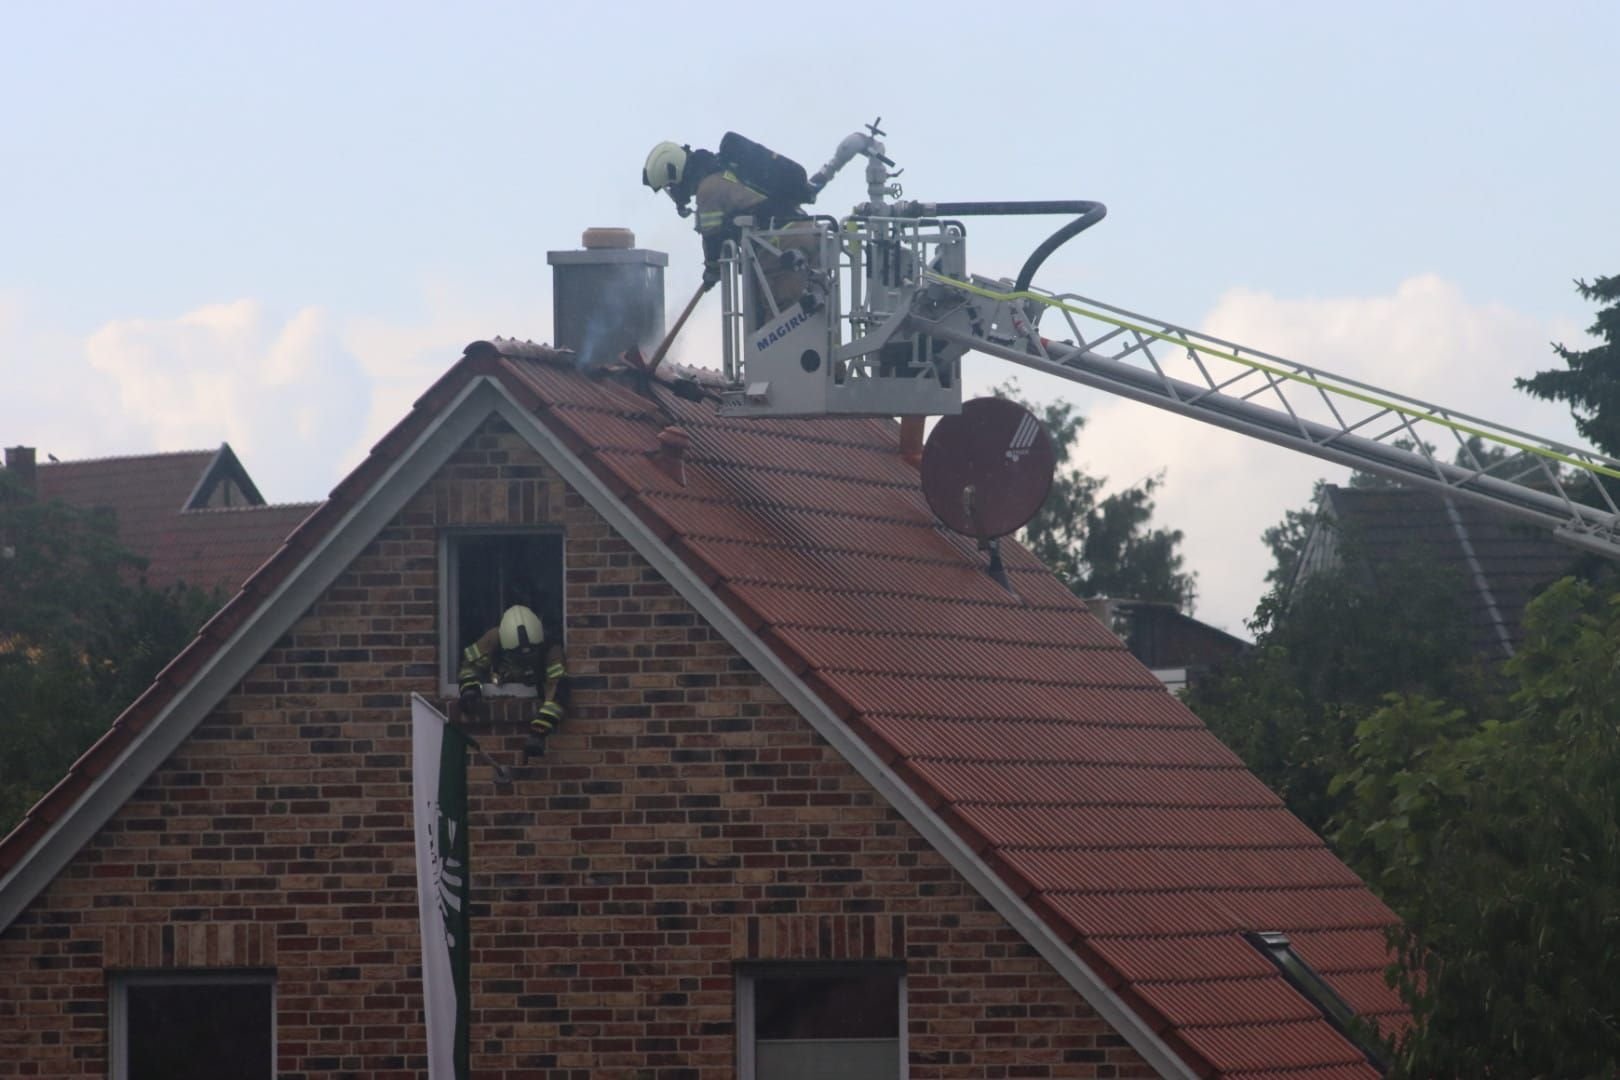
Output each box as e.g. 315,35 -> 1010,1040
486,386 -> 1200,1080
0,378 -> 508,932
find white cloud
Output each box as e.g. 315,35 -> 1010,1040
1060,275 -> 1586,634
3,284 -> 543,506
340,281 -> 543,480
1,299 -> 370,503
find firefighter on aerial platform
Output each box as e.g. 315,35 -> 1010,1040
642,136 -> 821,325
458,604 -> 569,759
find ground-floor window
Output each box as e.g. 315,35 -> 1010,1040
109,971 -> 274,1080
737,962 -> 906,1080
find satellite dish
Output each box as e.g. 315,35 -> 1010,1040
921,397 -> 1056,540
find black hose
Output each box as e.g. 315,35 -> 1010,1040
927,200 -> 1107,291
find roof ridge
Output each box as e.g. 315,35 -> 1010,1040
38,448 -> 217,466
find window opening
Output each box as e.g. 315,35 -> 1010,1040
110,971 -> 274,1080
737,962 -> 905,1080
1246,931 -> 1388,1072
441,529 -> 564,692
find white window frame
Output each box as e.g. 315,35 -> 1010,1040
439,526 -> 566,696
736,963 -> 908,1080
109,970 -> 276,1080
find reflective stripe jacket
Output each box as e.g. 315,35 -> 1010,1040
694,169 -> 776,267
458,628 -> 569,726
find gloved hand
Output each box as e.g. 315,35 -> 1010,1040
701,263 -> 721,289
458,681 -> 482,712
523,728 -> 549,760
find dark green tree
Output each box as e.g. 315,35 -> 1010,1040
0,471 -> 215,833
1516,275 -> 1620,457
1187,536 -> 1486,835
1260,479 -> 1327,592
997,385 -> 1196,609
1331,577 -> 1620,1078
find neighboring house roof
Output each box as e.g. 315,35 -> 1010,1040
32,445 -> 316,597
1296,484 -> 1577,660
146,502 -> 320,596
1088,597 -> 1251,676
0,343 -> 1403,1079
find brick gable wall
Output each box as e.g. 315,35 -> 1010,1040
0,417 -> 1154,1079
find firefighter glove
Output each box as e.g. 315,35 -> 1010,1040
701,263 -> 721,288
523,728 -> 549,760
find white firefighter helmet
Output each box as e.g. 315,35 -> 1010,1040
498,605 -> 544,652
643,141 -> 688,192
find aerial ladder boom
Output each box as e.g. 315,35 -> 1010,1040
913,277 -> 1620,557
714,124 -> 1620,558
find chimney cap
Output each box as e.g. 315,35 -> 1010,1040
582,227 -> 635,250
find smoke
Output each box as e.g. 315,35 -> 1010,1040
573,278 -> 647,371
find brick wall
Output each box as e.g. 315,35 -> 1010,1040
0,417 -> 1154,1079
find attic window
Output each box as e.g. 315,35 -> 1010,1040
440,529 -> 564,693
1246,931 -> 1387,1070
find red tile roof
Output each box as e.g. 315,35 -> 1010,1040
34,447 -> 314,597
504,346 -> 1404,1076
0,343 -> 1403,1078
147,502 -> 319,598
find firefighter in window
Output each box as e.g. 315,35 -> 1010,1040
458,604 -> 569,759
642,134 -> 821,326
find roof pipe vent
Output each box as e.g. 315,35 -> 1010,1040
547,228 -> 668,370
649,425 -> 690,486
899,416 -> 925,467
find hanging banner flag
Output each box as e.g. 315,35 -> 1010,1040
412,693 -> 471,1080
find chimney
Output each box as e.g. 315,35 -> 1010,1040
4,446 -> 37,498
547,228 -> 667,366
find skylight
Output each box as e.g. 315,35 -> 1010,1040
1246,931 -> 1388,1072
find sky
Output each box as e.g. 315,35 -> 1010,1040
2,1 -> 1616,634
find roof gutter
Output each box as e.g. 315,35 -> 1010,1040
485,382 -> 1202,1080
